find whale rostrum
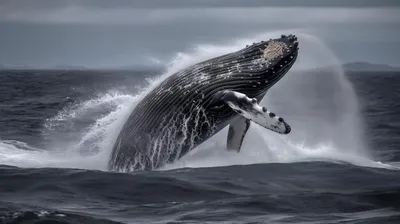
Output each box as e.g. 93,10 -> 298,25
108,34 -> 299,172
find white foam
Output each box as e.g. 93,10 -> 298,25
0,91 -> 140,171
0,30 -> 397,171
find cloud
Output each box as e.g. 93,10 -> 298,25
0,6 -> 399,25
0,1 -> 399,68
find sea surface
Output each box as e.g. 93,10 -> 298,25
1,34 -> 400,223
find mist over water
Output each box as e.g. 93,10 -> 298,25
0,30 -> 393,171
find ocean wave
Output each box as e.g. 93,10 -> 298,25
1,162 -> 400,224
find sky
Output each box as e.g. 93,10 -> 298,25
0,0 -> 399,69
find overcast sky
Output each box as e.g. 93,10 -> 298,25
0,0 -> 399,69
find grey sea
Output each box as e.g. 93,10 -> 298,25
0,67 -> 400,224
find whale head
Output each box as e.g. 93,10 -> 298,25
231,34 -> 299,95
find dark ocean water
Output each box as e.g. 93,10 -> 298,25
1,68 -> 400,224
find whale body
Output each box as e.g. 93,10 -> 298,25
108,34 -> 299,172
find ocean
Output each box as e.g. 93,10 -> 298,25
1,36 -> 400,223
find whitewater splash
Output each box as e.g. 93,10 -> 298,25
0,30 -> 394,171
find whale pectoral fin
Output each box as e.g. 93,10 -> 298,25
227,117 -> 251,152
218,90 -> 291,134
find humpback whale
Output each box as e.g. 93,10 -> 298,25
109,34 -> 299,172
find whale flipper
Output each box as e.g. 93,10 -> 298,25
213,90 -> 291,134
227,117 -> 251,152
